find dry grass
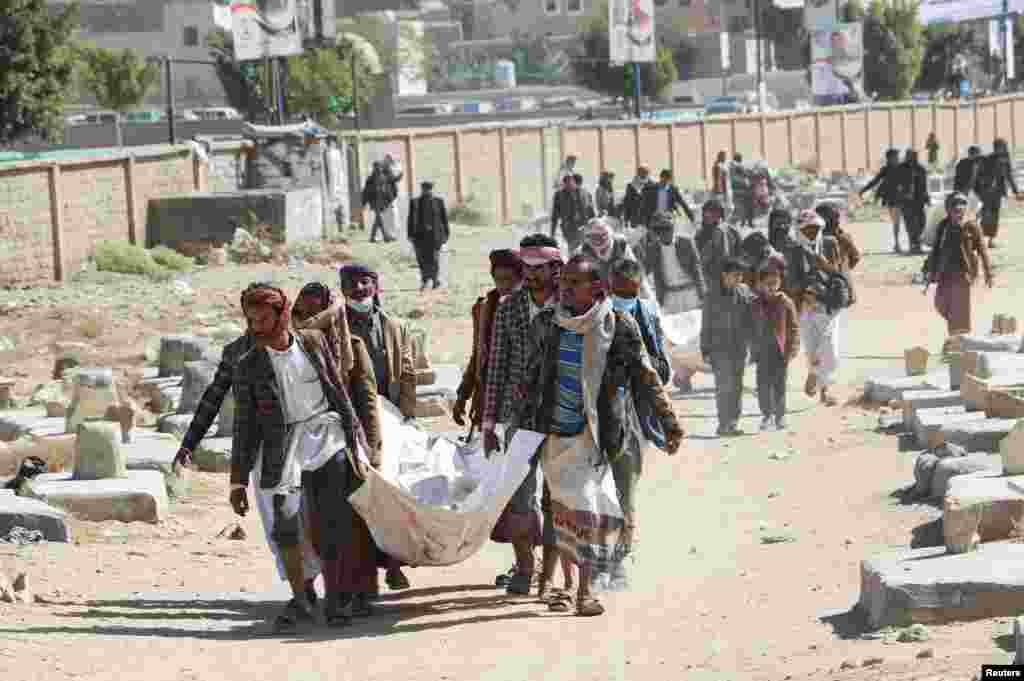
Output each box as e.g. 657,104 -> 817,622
76,317 -> 104,339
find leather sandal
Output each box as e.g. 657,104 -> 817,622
547,590 -> 574,613
576,596 -> 605,617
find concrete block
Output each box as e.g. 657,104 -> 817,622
145,188 -> 323,251
65,369 -> 119,434
957,334 -> 1023,354
1001,421 -> 1024,475
865,370 -> 949,404
73,421 -> 126,480
1015,617 -> 1024,664
0,494 -> 68,542
157,336 -> 210,378
930,456 -> 1003,499
941,418 -> 1017,453
914,407 -> 982,449
121,431 -> 180,472
177,360 -> 217,415
943,475 -> 1024,549
0,409 -> 65,442
28,470 -> 169,523
859,543 -> 1024,629
901,390 -> 963,429
157,413 -> 195,439
155,386 -> 183,415
975,352 -> 1024,380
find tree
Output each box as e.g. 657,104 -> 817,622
0,0 -> 79,147
917,23 -> 983,93
76,46 -> 159,145
575,1 -> 677,101
282,48 -> 356,123
842,0 -> 924,101
338,14 -> 435,84
206,28 -> 267,121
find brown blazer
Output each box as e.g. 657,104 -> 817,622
348,337 -> 382,463
305,301 -> 418,418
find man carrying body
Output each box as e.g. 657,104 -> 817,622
513,255 -> 683,616
408,181 -> 450,291
230,285 -> 375,630
336,263 -> 416,591
452,249 -> 524,432
482,234 -> 569,595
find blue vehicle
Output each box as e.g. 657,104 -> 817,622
704,96 -> 743,115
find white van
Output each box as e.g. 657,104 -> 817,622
184,107 -> 242,121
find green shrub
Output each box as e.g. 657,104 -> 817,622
93,241 -> 162,277
448,194 -> 490,226
149,245 -> 194,271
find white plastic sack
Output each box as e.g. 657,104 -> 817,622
661,310 -> 703,354
348,400 -> 543,566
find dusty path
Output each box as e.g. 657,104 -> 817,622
2,216 -> 1023,681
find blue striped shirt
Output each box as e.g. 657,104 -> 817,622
554,328 -> 586,436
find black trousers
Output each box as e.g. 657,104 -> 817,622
413,238 -> 441,283
902,203 -> 927,247
756,346 -> 788,421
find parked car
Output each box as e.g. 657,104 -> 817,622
704,96 -> 742,115
183,107 -> 242,121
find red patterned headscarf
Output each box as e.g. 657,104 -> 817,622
241,286 -> 291,339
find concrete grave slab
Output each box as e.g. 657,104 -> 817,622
930,456 -> 1003,499
1001,421 -> 1024,475
178,361 -> 217,415
914,408 -> 982,449
957,334 -> 1023,354
865,370 -> 949,404
975,352 -> 1024,380
28,470 -> 169,523
0,409 -> 68,442
901,390 -> 963,429
155,386 -> 183,415
157,413 -> 195,439
0,494 -> 68,542
944,474 -> 1024,548
859,543 -> 1024,629
158,336 -> 210,378
121,431 -> 180,472
940,418 -> 1017,453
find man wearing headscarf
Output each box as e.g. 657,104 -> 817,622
453,249 -> 524,430
231,285 -> 376,630
175,283 -> 322,609
594,171 -> 618,218
408,181 -> 450,291
482,234 -> 564,597
337,264 -> 417,421
795,210 -> 843,406
576,218 -> 653,298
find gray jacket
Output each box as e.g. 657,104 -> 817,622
700,283 -> 754,359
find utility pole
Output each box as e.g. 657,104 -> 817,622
1001,0 -> 1010,89
632,62 -> 641,119
164,57 -> 176,145
754,0 -> 763,112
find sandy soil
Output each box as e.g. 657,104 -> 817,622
1,216 -> 1022,681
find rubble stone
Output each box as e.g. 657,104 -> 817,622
0,494 -> 68,542
64,369 -> 119,434
28,470 -> 169,523
929,456 -> 1003,499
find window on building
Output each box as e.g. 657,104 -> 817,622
183,26 -> 199,46
679,0 -> 691,6
567,0 -> 583,13
544,0 -> 559,15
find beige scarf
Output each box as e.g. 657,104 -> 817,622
555,297 -> 616,450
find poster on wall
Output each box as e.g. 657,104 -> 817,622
811,22 -> 864,105
804,0 -> 839,29
232,0 -> 304,61
609,0 -> 656,64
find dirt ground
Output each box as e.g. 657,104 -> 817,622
1,215 -> 1022,681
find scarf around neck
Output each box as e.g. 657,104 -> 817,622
753,292 -> 787,355
555,297 -> 616,450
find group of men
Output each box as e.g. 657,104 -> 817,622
860,138 -> 1022,253
174,264 -> 420,631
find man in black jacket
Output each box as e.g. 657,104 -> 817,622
408,181 -> 450,291
899,149 -> 931,255
860,148 -> 905,253
976,138 -> 1023,248
621,164 -> 653,228
954,146 -> 983,216
642,169 -> 695,226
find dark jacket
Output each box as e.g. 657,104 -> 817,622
751,292 -> 800,363
861,164 -> 903,206
550,188 -> 594,238
638,233 -> 706,310
976,152 -> 1020,198
628,299 -> 672,448
698,223 -> 744,295
700,283 -> 754,359
898,160 -> 930,207
954,156 -> 980,194
642,182 -> 695,224
513,307 -> 682,459
407,194 -> 450,245
622,179 -> 653,226
181,334 -> 253,453
230,330 -> 368,488
362,170 -> 397,212
923,218 -> 992,285
455,289 -> 503,427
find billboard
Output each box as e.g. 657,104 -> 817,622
811,22 -> 864,105
609,0 -> 656,64
231,1 -> 304,61
919,0 -> 1024,25
804,0 -> 839,29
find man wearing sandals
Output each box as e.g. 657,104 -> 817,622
230,285 -> 377,631
512,255 -> 683,616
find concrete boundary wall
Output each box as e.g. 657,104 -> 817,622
3,94 -> 1024,287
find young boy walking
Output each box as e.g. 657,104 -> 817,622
751,262 -> 800,431
701,256 -> 754,437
